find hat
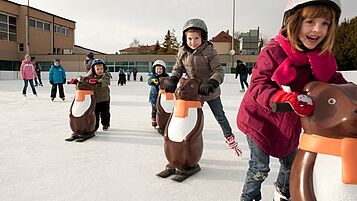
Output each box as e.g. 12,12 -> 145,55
53,58 -> 60,63
86,52 -> 94,60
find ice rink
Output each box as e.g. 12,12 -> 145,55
1,72 -> 356,201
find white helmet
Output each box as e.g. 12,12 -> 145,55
152,60 -> 166,68
283,0 -> 341,24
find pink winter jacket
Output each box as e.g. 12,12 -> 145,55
20,60 -> 36,80
236,38 -> 347,158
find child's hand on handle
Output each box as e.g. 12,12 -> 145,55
272,90 -> 315,116
89,78 -> 99,84
199,79 -> 219,96
225,134 -> 242,156
67,78 -> 78,85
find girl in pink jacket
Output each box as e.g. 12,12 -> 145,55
20,54 -> 37,97
237,1 -> 347,201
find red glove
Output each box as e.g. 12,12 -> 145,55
89,78 -> 99,84
272,90 -> 315,116
67,78 -> 78,85
225,134 -> 242,156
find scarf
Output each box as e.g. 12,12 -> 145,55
299,133 -> 357,184
271,32 -> 337,86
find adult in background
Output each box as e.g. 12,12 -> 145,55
132,67 -> 138,81
84,51 -> 94,76
32,57 -> 43,86
235,59 -> 249,92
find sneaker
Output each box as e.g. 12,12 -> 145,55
51,97 -> 54,101
61,97 -> 65,101
151,118 -> 157,127
103,125 -> 109,131
273,182 -> 291,201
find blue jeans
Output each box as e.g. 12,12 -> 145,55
240,135 -> 297,201
206,96 -> 232,137
22,79 -> 37,95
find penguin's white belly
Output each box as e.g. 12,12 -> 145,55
72,95 -> 91,117
159,94 -> 175,113
167,108 -> 197,142
313,154 -> 357,201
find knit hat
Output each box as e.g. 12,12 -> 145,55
86,52 -> 94,60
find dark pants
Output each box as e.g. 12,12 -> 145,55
206,96 -> 232,137
95,101 -> 111,130
151,102 -> 157,119
240,135 -> 297,201
240,74 -> 249,90
22,79 -> 37,95
34,74 -> 42,86
50,84 -> 65,98
133,73 -> 137,81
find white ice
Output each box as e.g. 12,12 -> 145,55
1,72 -> 356,201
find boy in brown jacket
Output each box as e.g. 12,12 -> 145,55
165,18 -> 242,156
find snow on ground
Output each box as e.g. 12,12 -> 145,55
1,72 -> 356,201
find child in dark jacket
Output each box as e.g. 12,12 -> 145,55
237,1 -> 348,200
89,59 -> 111,131
164,18 -> 242,157
148,60 -> 169,128
49,58 -> 66,101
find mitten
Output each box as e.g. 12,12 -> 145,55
199,79 -> 219,96
150,78 -> 159,85
272,90 -> 315,116
164,76 -> 179,93
49,80 -> 54,85
62,78 -> 66,84
225,134 -> 242,156
67,78 -> 78,85
89,78 -> 99,84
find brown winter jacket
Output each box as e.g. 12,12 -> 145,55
92,72 -> 111,103
171,41 -> 224,102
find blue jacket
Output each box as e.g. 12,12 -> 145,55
148,72 -> 169,103
49,65 -> 66,84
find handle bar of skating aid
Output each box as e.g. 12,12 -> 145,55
272,102 -> 294,113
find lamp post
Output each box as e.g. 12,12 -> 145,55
26,0 -> 30,55
229,0 -> 236,73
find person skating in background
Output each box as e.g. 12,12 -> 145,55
148,60 -> 169,128
237,1 -> 348,200
32,57 -> 43,87
89,59 -> 111,131
132,67 -> 138,81
164,18 -> 242,156
49,58 -> 66,101
84,51 -> 94,76
118,69 -> 126,85
235,59 -> 249,92
126,68 -> 131,81
20,54 -> 37,98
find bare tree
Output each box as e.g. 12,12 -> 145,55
129,38 -> 140,47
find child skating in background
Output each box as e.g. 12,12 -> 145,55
164,18 -> 242,156
89,59 -> 111,131
48,58 -> 66,101
20,54 -> 37,98
236,0 -> 348,200
148,60 -> 169,128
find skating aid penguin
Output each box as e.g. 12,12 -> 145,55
65,76 -> 96,142
289,81 -> 357,201
157,78 -> 203,182
156,77 -> 175,135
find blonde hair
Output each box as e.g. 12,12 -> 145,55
282,4 -> 337,54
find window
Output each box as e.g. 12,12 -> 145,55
18,43 -> 24,52
0,13 -> 17,42
44,22 -> 50,31
36,21 -> 43,29
28,18 -> 35,27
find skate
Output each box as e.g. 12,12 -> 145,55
75,133 -> 95,142
103,125 -> 109,131
151,118 -> 157,128
273,182 -> 291,201
65,134 -> 79,141
171,164 -> 201,182
156,164 -> 176,178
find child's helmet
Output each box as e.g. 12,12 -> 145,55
182,18 -> 208,44
283,0 -> 341,25
91,59 -> 106,68
152,60 -> 166,68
